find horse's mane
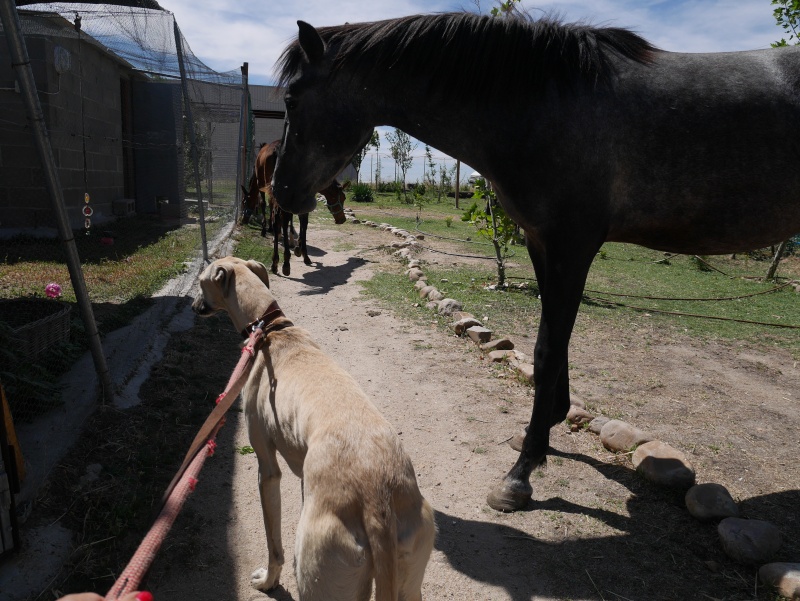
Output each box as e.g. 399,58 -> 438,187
275,12 -> 657,97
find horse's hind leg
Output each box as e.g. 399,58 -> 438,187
299,214 -> 311,265
281,212 -> 291,276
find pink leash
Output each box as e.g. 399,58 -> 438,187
105,327 -> 265,599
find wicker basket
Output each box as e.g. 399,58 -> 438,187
0,298 -> 72,359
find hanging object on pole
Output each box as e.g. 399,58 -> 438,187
83,192 -> 92,233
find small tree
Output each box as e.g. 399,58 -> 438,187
386,128 -> 418,201
424,145 -> 438,193
462,178 -> 522,287
350,129 -> 380,183
437,162 -> 455,203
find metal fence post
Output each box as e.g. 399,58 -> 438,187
173,17 -> 208,262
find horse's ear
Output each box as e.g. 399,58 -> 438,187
297,21 -> 325,64
213,266 -> 233,297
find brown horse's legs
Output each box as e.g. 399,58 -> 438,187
261,195 -> 269,237
487,234 -> 600,512
299,214 -> 311,265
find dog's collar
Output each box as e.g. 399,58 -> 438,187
240,300 -> 294,339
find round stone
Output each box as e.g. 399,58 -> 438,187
685,483 -> 739,522
718,517 -> 782,565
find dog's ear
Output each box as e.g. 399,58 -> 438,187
213,265 -> 233,297
245,260 -> 271,289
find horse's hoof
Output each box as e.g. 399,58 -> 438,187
303,257 -> 312,266
282,264 -> 290,276
261,231 -> 267,238
271,265 -> 278,275
509,429 -> 526,452
487,478 -> 532,512
294,247 -> 302,257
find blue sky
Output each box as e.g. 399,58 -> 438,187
159,0 -> 784,183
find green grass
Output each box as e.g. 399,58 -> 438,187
360,235 -> 800,357
0,211 -> 228,306
348,191 -> 490,256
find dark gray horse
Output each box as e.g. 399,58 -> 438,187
271,13 -> 800,512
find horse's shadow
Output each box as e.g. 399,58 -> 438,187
434,450 -> 800,601
286,256 -> 366,295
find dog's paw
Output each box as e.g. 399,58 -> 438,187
251,566 -> 282,591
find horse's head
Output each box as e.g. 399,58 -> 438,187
272,21 -> 373,215
320,180 -> 349,224
240,185 -> 257,224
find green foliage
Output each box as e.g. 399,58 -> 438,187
386,128 -> 418,199
490,0 -> 523,17
349,182 -> 374,203
462,178 -> 523,286
412,184 -> 428,210
771,0 -> 800,46
462,181 -> 523,249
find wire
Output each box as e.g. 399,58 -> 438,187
413,225 -> 494,246
585,295 -> 800,330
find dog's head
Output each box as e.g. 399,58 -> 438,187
193,257 -> 273,330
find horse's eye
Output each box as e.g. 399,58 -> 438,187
285,97 -> 298,111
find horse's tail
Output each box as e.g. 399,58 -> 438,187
365,497 -> 399,601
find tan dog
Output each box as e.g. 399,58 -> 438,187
193,256 -> 435,601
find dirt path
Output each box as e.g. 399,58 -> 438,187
145,224 -> 799,601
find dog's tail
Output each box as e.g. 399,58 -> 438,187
365,496 -> 399,601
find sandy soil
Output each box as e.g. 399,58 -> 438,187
141,223 -> 800,601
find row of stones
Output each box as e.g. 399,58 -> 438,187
344,208 -> 800,599
564,405 -> 798,597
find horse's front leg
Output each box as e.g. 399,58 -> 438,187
260,196 -> 268,237
281,212 -> 292,276
298,214 -> 311,265
487,237 -> 598,512
270,206 -> 280,275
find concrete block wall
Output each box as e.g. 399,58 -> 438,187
0,26 -> 127,231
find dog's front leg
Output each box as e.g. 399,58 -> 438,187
250,443 -> 284,592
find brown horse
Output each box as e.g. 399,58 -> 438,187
241,140 -> 348,276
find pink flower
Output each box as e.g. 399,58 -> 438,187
45,282 -> 62,298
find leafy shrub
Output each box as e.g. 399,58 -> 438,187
349,182 -> 374,203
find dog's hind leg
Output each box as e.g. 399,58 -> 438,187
294,501 -> 372,601
398,499 -> 436,601
249,437 -> 285,592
